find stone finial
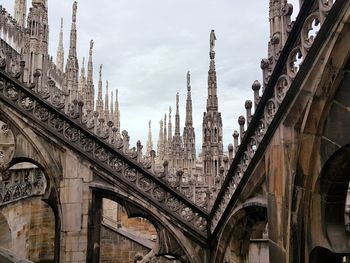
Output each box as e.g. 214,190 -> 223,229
238,116 -> 245,142
228,144 -> 234,162
245,100 -> 253,125
252,80 -> 261,90
252,80 -> 261,109
238,115 -> 245,126
233,130 -> 239,154
245,100 -> 252,109
163,160 -> 169,178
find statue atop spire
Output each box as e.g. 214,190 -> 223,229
72,1 -> 77,23
176,93 -> 179,110
210,29 -> 216,52
187,70 -> 191,91
99,64 -> 103,79
78,57 -> 86,100
183,70 -> 196,173
110,91 -> 114,118
146,120 -> 153,156
168,106 -> 172,143
157,119 -> 164,161
175,93 -> 180,136
86,39 -> 94,112
56,17 -> 64,72
114,89 -> 120,131
185,71 -> 193,126
202,29 -> 223,184
65,1 -> 79,101
89,40 -> 94,56
105,80 -> 110,120
96,64 -> 104,114
207,30 -> 218,112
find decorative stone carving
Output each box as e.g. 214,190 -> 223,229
0,120 -> 15,171
0,165 -> 46,206
210,0 -> 336,234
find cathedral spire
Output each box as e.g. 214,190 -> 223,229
163,113 -> 168,159
14,0 -> 27,28
207,29 -> 218,112
157,119 -> 164,161
105,80 -> 110,120
86,40 -> 94,112
175,93 -> 180,136
146,120 -> 153,156
202,29 -> 223,184
69,1 -> 78,58
168,107 -> 172,142
114,89 -> 120,131
56,17 -> 64,72
96,64 -> 104,114
23,0 -> 48,84
65,1 -> 79,101
78,57 -> 86,100
183,70 -> 196,172
185,71 -> 193,126
110,91 -> 114,120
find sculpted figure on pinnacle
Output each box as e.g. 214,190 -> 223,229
210,29 -> 216,52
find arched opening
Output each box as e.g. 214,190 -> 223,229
88,190 -> 187,263
100,198 -> 158,262
309,145 -> 350,262
218,204 -> 268,263
0,161 -> 57,263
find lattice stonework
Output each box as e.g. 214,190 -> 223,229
0,74 -> 208,235
0,167 -> 47,206
210,0 -> 336,233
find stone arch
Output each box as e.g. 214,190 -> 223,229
0,212 -> 11,249
87,184 -> 199,263
285,15 -> 350,260
213,200 -> 267,263
0,110 -> 62,262
306,144 -> 350,263
290,89 -> 350,261
0,160 -> 58,262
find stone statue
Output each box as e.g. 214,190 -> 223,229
99,64 -> 103,78
210,29 -> 216,52
72,1 -> 77,22
187,70 -> 191,88
89,40 -> 94,55
176,92 -> 179,108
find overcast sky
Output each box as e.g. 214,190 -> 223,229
2,0 -> 299,154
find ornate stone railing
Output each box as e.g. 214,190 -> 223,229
0,166 -> 46,206
0,70 -> 209,238
209,0 -> 339,235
